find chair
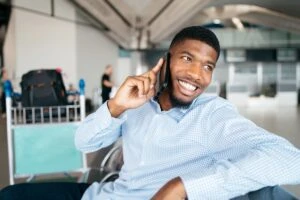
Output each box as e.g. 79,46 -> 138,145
79,140 -> 123,184
98,141 -> 123,184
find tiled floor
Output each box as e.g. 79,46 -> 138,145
0,106 -> 300,197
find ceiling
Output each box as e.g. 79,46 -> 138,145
72,0 -> 300,50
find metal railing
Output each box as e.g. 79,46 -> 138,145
11,104 -> 81,125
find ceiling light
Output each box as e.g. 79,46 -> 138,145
213,19 -> 221,24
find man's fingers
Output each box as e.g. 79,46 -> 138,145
152,58 -> 164,75
135,76 -> 151,95
132,77 -> 146,97
145,87 -> 156,100
140,58 -> 164,87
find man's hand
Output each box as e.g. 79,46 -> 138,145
108,58 -> 164,117
151,177 -> 187,200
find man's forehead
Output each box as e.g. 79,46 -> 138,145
169,39 -> 218,63
171,39 -> 208,48
170,39 -> 216,54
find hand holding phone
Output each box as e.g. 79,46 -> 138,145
108,58 -> 164,117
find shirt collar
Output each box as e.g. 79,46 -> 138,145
151,93 -> 217,111
149,94 -> 215,122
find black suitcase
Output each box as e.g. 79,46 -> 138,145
20,69 -> 68,107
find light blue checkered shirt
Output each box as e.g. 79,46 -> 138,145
75,94 -> 300,200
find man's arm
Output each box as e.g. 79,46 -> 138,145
75,59 -> 164,152
180,105 -> 300,199
151,177 -> 187,200
75,102 -> 125,153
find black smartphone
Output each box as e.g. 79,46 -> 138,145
158,52 -> 171,92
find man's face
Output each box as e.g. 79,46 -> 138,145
107,66 -> 113,75
168,39 -> 218,107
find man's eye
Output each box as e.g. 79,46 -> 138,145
204,65 -> 213,71
182,56 -> 191,61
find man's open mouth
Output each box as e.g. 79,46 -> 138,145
178,80 -> 197,91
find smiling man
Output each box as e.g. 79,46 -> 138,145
75,26 -> 300,199
2,26 -> 300,200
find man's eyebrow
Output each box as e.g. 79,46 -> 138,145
180,50 -> 216,67
207,61 -> 216,68
179,50 -> 194,57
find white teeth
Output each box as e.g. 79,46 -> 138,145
179,80 -> 196,91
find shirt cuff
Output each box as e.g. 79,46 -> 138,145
180,173 -> 225,200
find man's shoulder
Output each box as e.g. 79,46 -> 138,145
194,94 -> 228,105
194,95 -> 236,111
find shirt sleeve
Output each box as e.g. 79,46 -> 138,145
75,101 -> 126,153
180,104 -> 300,200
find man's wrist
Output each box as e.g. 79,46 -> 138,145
107,99 -> 126,118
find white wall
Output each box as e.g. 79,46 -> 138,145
15,9 -> 77,85
116,57 -> 133,85
76,24 -> 118,98
4,0 -> 78,91
3,10 -> 16,88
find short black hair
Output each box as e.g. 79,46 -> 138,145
169,26 -> 220,59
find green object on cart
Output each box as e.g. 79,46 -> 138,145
13,124 -> 83,175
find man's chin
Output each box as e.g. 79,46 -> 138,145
170,94 -> 193,108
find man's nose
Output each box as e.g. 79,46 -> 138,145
187,64 -> 202,80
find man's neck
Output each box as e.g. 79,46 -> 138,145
158,91 -> 172,111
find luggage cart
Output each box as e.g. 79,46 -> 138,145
5,79 -> 88,185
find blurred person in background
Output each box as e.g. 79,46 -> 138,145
101,64 -> 114,103
67,83 -> 79,104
